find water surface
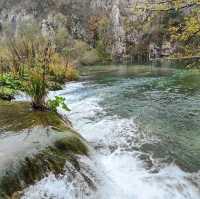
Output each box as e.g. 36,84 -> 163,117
23,65 -> 200,199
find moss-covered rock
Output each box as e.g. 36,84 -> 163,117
0,101 -> 90,198
0,87 -> 15,101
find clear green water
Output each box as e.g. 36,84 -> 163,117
80,65 -> 200,172
22,65 -> 200,198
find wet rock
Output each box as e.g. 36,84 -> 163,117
0,101 -> 90,198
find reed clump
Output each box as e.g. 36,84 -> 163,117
0,29 -> 79,110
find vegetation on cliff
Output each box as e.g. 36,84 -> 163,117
0,0 -> 199,104
132,0 -> 200,59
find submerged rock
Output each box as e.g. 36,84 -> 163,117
0,101 -> 90,199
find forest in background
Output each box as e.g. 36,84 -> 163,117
0,0 -> 199,65
0,0 -> 199,106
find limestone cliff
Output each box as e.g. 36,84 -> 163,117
0,0 -> 172,63
0,0 -> 134,59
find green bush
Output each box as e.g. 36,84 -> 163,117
0,87 -> 16,101
0,73 -> 21,90
80,49 -> 100,66
24,67 -> 48,110
96,40 -> 112,63
48,96 -> 70,112
65,65 -> 80,81
72,40 -> 90,58
55,27 -> 69,52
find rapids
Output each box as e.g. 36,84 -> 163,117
22,65 -> 200,199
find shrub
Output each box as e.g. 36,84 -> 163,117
98,16 -> 111,35
73,40 -> 90,58
16,18 -> 41,41
48,96 -> 70,113
55,27 -> 69,52
49,53 -> 79,82
0,19 -> 81,110
48,53 -> 66,83
80,49 -> 100,65
65,65 -> 80,81
96,40 -> 112,63
0,73 -> 21,90
24,67 -> 48,110
6,35 -> 49,76
0,87 -> 16,101
3,35 -> 55,110
0,46 -> 10,69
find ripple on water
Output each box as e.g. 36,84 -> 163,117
22,66 -> 200,198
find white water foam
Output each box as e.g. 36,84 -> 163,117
22,82 -> 200,199
22,156 -> 95,199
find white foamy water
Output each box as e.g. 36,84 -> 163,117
22,82 -> 200,199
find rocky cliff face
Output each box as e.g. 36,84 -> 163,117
0,0 -> 170,63
0,0 -> 136,60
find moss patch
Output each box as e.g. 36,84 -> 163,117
0,101 -> 90,198
0,101 -> 70,132
0,136 -> 88,198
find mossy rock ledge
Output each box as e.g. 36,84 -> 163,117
0,101 -> 90,199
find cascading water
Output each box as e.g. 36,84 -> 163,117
22,65 -> 200,199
